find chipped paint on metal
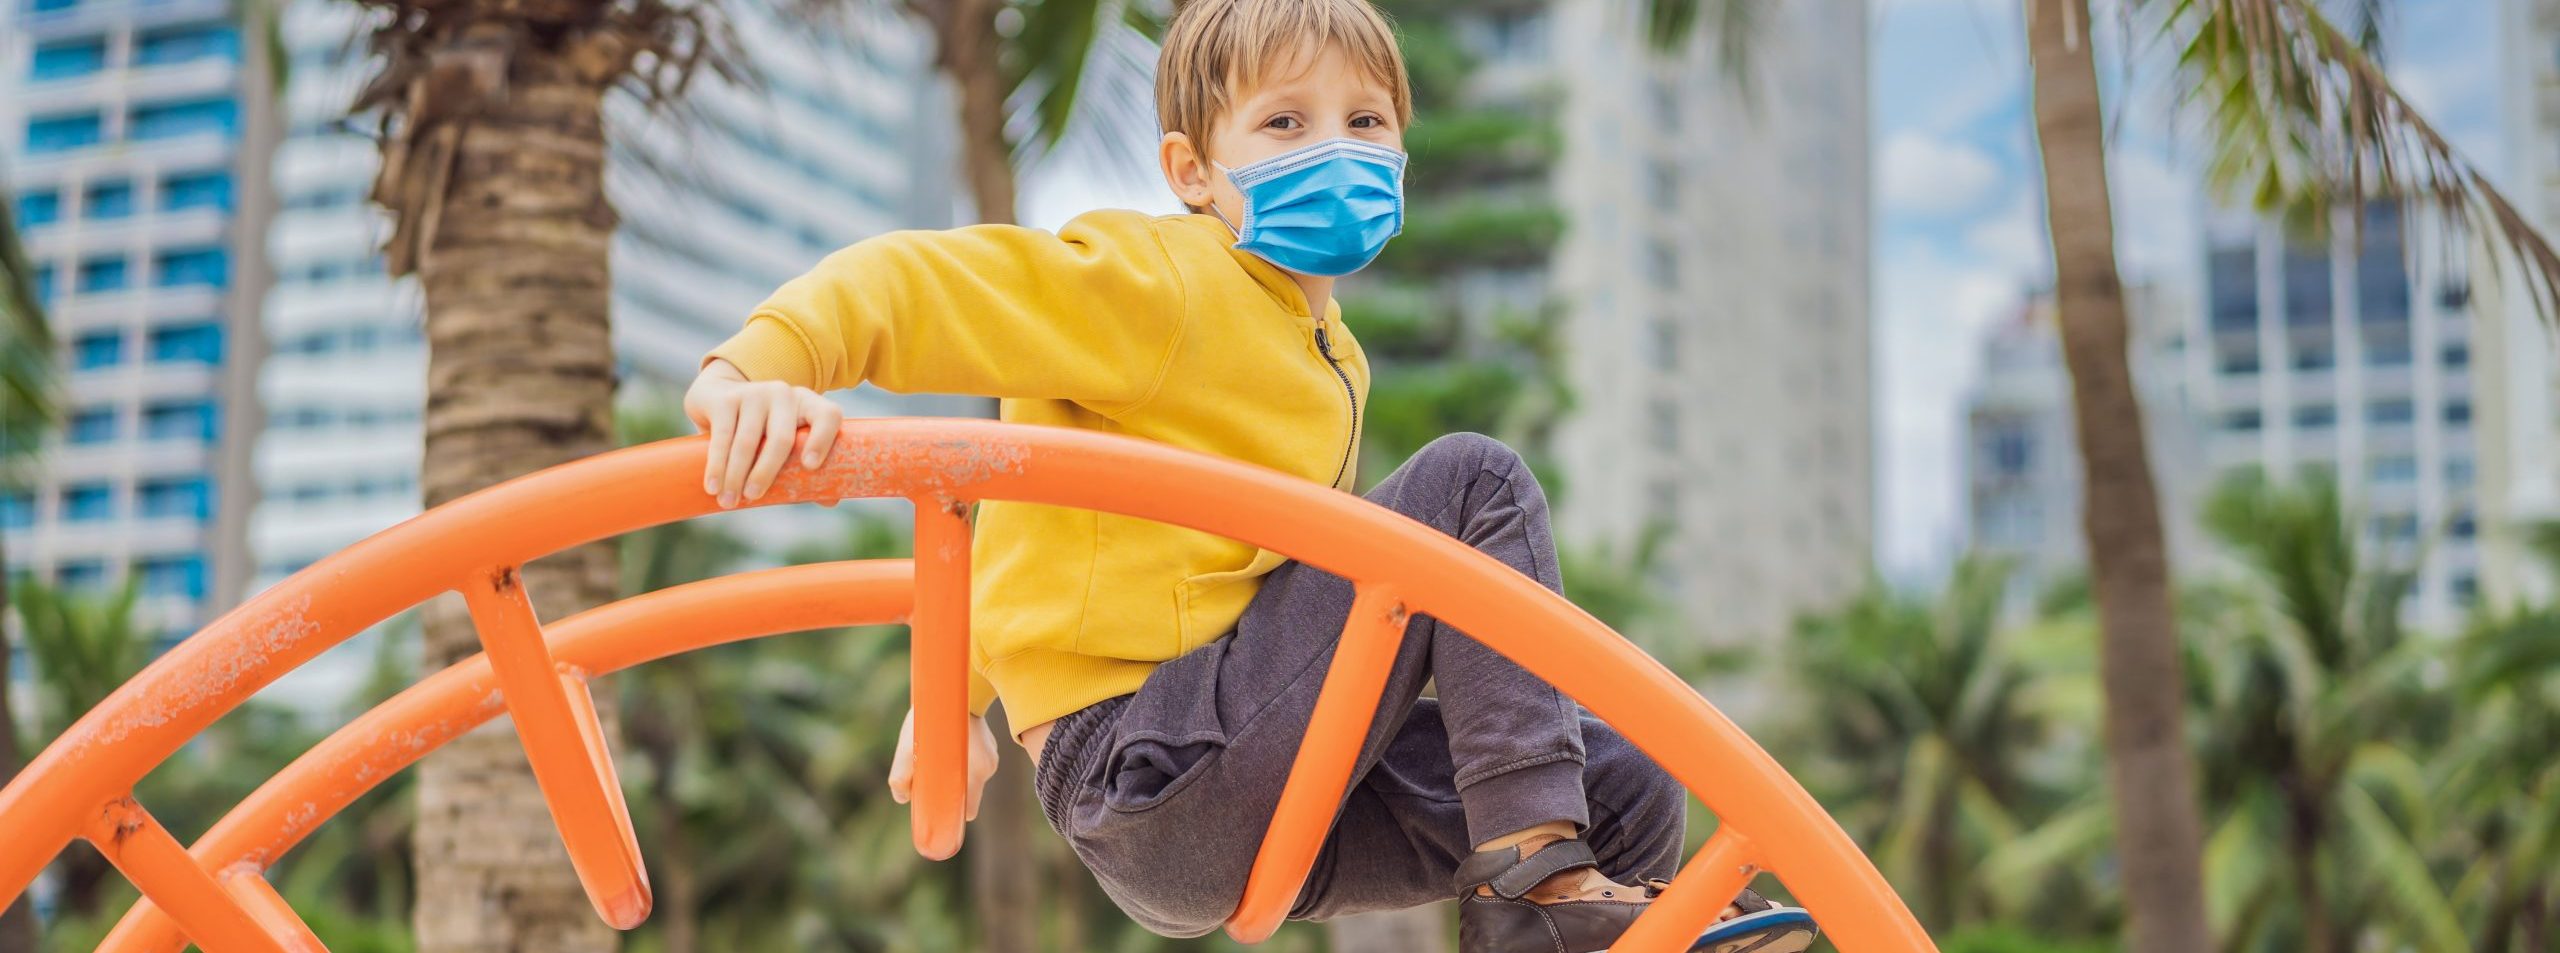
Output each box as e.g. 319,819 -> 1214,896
69,595 -> 325,758
781,433 -> 1030,501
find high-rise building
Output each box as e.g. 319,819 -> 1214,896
2,0 -> 274,639
1542,0 -> 1875,648
248,3 -> 967,599
2486,0 -> 2560,604
1961,286 -> 2203,606
2191,202 -> 2487,628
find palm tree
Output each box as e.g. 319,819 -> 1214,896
2186,472 -> 2460,953
13,577 -> 148,921
0,175 -> 54,953
2021,2 -> 2560,951
1785,559 -> 2064,933
2431,530 -> 2560,950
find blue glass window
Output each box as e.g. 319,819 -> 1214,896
2449,456 -> 2476,488
84,180 -> 133,219
67,406 -> 116,444
2453,573 -> 2480,604
29,0 -> 80,12
149,323 -> 222,364
143,399 -> 216,441
2295,405 -> 2337,428
2294,347 -> 2335,371
2224,409 -> 2263,433
2446,400 -> 2472,426
72,331 -> 121,369
155,248 -> 226,289
0,491 -> 31,529
2452,510 -> 2478,540
2369,456 -> 2418,483
63,483 -> 113,521
138,477 -> 210,521
2373,513 -> 2419,542
134,26 -> 241,67
18,190 -> 61,227
2369,399 -> 2414,425
129,98 -> 238,141
29,38 -> 105,81
33,265 -> 57,302
2444,343 -> 2471,369
161,170 -> 231,212
78,256 -> 129,293
25,112 -> 104,154
138,554 -> 206,599
58,560 -> 107,591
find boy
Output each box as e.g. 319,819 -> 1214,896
684,1 -> 1818,950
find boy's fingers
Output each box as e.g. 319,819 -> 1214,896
702,398 -> 734,496
743,406 -> 798,501
720,395 -> 770,507
801,396 -> 843,469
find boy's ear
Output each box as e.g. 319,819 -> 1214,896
1160,131 -> 1216,210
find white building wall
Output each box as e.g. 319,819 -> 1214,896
1547,0 -> 1874,654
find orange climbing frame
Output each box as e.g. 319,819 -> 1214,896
0,419 -> 1937,952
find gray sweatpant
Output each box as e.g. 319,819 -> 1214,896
1031,433 -> 1689,938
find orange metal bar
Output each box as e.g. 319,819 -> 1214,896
217,867 -> 327,953
95,561 -> 914,953
458,566 -> 651,929
1612,828 -> 1760,952
1226,584 -> 1407,942
0,421 -> 1936,953
79,797 -> 290,953
908,497 -> 971,860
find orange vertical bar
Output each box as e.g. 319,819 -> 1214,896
216,866 -> 327,953
1225,583 -> 1407,943
1612,827 -> 1760,952
460,566 -> 652,929
80,797 -> 290,953
909,496 -> 972,861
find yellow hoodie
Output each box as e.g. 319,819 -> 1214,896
708,209 -> 1370,729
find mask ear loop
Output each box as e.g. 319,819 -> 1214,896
1206,161 -> 1248,242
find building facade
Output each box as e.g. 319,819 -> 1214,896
2,0 -> 273,639
1962,286 -> 2202,606
2487,0 -> 2560,605
247,3 -> 965,601
1542,0 -> 1875,649
2191,203 -> 2486,628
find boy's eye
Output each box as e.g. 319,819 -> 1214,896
1351,115 -> 1381,129
1265,115 -> 1300,130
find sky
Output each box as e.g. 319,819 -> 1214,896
1867,0 -> 2507,578
1020,0 -> 2513,581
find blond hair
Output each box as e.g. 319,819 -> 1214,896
1155,0 -> 1414,153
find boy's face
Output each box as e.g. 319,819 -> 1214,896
1162,43 -> 1405,238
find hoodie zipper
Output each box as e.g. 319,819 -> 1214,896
1315,320 -> 1359,490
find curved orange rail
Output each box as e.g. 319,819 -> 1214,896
0,419 -> 1937,952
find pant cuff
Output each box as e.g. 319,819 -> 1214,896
1458,756 -> 1590,847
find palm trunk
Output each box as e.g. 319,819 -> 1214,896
2280,787 -> 2332,953
398,30 -> 624,953
916,1 -> 1038,949
1329,909 -> 1452,953
0,545 -> 36,953
2022,3 -> 2214,953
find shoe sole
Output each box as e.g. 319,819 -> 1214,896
1684,908 -> 1819,953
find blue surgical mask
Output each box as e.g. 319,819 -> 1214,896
1212,137 -> 1407,277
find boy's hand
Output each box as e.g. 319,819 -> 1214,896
685,359 -> 844,508
886,708 -> 1002,820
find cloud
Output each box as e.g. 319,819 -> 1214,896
1881,134 -> 2005,219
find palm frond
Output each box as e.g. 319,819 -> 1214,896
2152,0 -> 2560,321
2338,785 -> 2468,953
1645,0 -> 1771,96
0,173 -> 56,472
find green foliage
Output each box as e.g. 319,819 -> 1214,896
1371,200 -> 1565,277
1404,108 -> 1560,195
1357,362 -> 1525,476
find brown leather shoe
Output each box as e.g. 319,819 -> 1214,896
1454,840 -> 1816,953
